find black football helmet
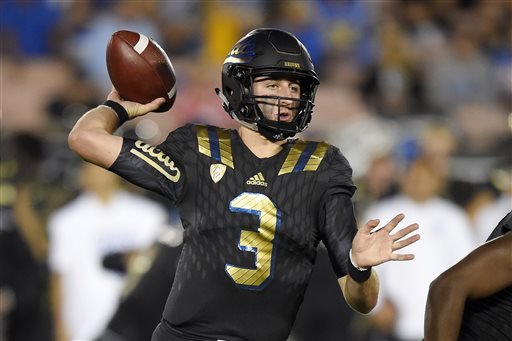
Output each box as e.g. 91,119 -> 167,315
216,28 -> 320,141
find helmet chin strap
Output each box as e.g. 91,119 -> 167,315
254,104 -> 298,141
257,125 -> 289,142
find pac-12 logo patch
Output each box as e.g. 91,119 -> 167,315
210,164 -> 227,183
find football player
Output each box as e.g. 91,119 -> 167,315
69,28 -> 420,341
425,211 -> 512,340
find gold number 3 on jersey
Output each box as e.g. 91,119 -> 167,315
225,192 -> 280,290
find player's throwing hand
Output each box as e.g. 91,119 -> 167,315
107,88 -> 166,120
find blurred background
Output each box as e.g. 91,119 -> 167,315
1,0 -> 511,341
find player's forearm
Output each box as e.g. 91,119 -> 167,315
424,273 -> 466,341
340,270 -> 379,314
425,234 -> 512,340
68,106 -> 123,168
14,186 -> 47,260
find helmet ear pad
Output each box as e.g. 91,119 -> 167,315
221,64 -> 252,121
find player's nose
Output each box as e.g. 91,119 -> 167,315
279,94 -> 296,109
281,85 -> 294,98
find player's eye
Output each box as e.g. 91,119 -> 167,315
290,84 -> 300,93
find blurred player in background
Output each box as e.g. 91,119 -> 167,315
97,222 -> 184,341
425,211 -> 512,340
363,157 -> 474,340
48,162 -> 167,340
68,28 -> 420,341
0,134 -> 54,341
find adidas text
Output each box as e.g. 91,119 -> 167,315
246,179 -> 268,187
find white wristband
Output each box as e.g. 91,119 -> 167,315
349,248 -> 369,271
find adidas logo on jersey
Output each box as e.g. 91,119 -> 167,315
246,172 -> 268,187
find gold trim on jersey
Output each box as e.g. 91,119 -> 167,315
130,143 -> 180,182
278,141 -> 329,175
197,125 -> 234,169
304,142 -> 329,171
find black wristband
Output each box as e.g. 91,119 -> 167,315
347,255 -> 372,283
102,100 -> 129,125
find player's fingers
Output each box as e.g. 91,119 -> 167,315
383,213 -> 405,232
391,223 -> 419,241
393,234 -> 420,250
144,97 -> 166,112
107,87 -> 121,101
391,253 -> 415,261
360,219 -> 380,233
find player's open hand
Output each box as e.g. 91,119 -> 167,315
351,213 -> 420,268
107,88 -> 165,119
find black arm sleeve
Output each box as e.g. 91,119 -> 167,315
109,138 -> 185,205
319,194 -> 357,278
317,146 -> 358,278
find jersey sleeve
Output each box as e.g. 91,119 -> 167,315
487,211 -> 512,241
317,146 -> 358,278
108,126 -> 193,205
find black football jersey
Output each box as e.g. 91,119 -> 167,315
458,211 -> 512,341
109,124 -> 357,341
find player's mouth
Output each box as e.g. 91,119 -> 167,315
278,112 -> 293,122
277,105 -> 298,122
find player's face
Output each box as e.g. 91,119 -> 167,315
252,76 -> 301,123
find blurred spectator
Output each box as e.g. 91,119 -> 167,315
313,0 -> 377,88
1,57 -> 74,133
308,74 -> 370,138
403,0 -> 446,61
326,116 -> 400,217
0,0 -> 63,57
419,123 -> 457,180
364,157 -> 475,341
0,223 -> 53,341
473,157 -> 512,243
65,1 -> 164,94
317,0 -> 377,68
327,115 -> 399,178
266,1 -> 324,69
373,17 -> 418,116
0,133 -> 55,341
201,0 -> 263,63
475,1 -> 512,110
157,1 -> 202,57
451,103 -> 510,157
414,123 -> 497,222
446,103 -> 511,216
170,58 -> 233,129
97,226 -> 184,341
353,151 -> 399,219
424,12 -> 496,114
48,162 -> 168,340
